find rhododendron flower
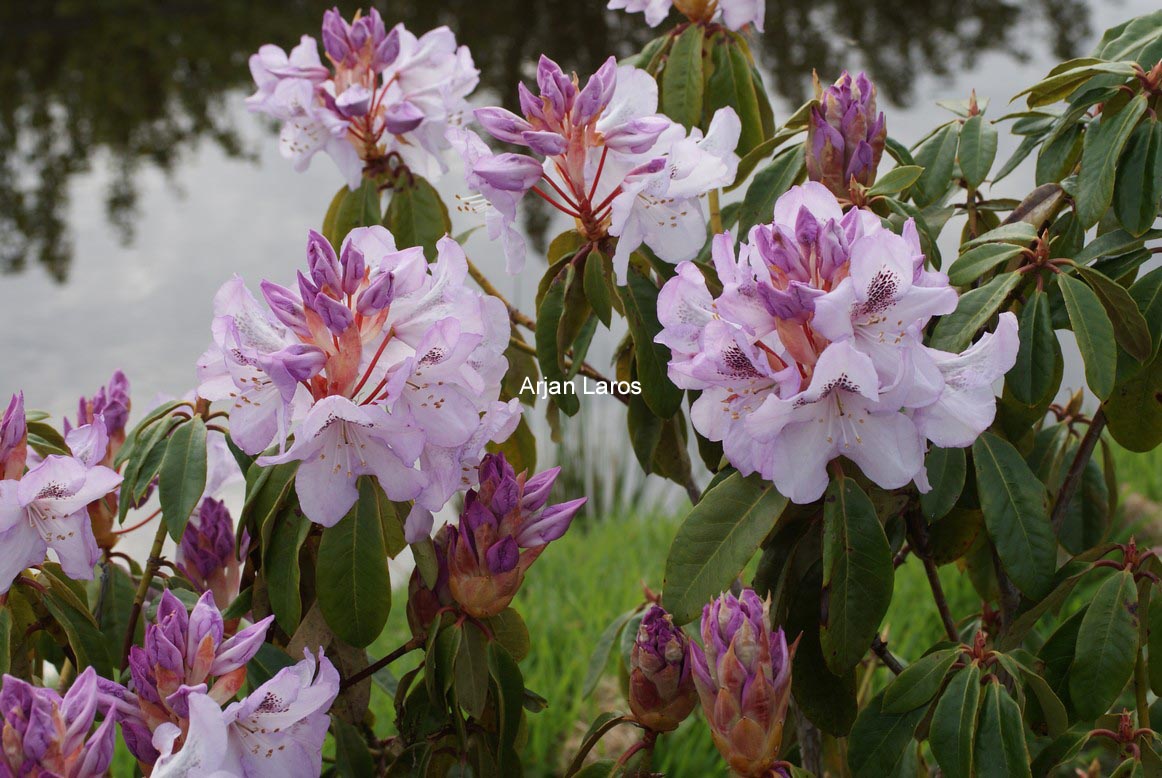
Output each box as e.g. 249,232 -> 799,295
628,605 -> 697,732
690,590 -> 794,778
455,55 -> 740,280
608,0 -> 765,31
64,370 -> 131,467
0,451 -> 121,592
151,649 -> 338,778
198,227 -> 518,532
806,71 -> 887,198
0,392 -> 27,480
101,590 -> 273,765
247,8 -> 478,187
446,454 -> 586,617
0,667 -> 116,778
177,498 -> 247,608
656,183 -> 1019,503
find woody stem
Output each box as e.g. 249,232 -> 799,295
121,519 -> 169,670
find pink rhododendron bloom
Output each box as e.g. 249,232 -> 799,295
150,649 -> 338,778
454,55 -> 740,280
0,668 -> 116,778
608,0 -> 765,31
656,183 -> 1018,503
247,8 -> 478,187
198,228 -> 518,534
63,370 -> 131,467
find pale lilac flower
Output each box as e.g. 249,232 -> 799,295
0,392 -> 27,480
446,454 -> 586,617
64,371 -> 131,466
458,56 -> 740,279
0,668 -> 116,778
806,71 -> 887,198
690,590 -> 793,778
608,0 -> 765,31
200,228 -> 518,532
0,455 -> 121,592
247,10 -> 478,187
656,183 -> 1019,503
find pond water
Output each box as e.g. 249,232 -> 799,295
0,0 -> 1154,519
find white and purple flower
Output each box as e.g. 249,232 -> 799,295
608,0 -> 765,32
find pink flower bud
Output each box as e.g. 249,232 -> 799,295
628,606 -> 698,732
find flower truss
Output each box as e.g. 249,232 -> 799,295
657,182 -> 1019,503
453,54 -> 740,281
607,0 -> 765,31
198,227 -> 518,535
247,7 -> 478,187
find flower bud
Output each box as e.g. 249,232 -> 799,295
177,498 -> 248,608
406,525 -> 454,638
805,71 -> 887,197
446,454 -> 585,618
0,392 -> 27,480
306,229 -> 342,293
690,589 -> 796,778
628,606 -> 698,732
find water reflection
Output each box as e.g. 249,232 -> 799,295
0,0 -> 1092,280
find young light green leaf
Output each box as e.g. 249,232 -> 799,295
662,472 -> 788,625
820,478 -> 894,674
973,433 -> 1055,599
1059,273 -> 1117,399
158,416 -> 208,542
867,165 -> 924,197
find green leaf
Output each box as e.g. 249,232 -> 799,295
912,122 -> 960,206
488,643 -> 525,775
620,266 -> 683,418
929,664 -> 982,778
583,250 -> 613,328
1114,118 -> 1162,235
328,179 -> 381,246
973,433 -> 1055,599
948,243 -> 1025,286
705,34 -> 764,155
1009,290 -> 1062,407
726,127 -> 801,192
535,264 -> 580,416
1015,662 -> 1069,737
883,648 -> 960,713
1059,273 -> 1117,399
248,642 -> 295,690
867,165 -> 924,197
1150,596 -> 1162,696
384,174 -> 450,260
454,621 -> 490,719
332,719 -> 376,778
484,608 -> 531,663
1074,93 -> 1148,228
788,580 -> 858,736
42,591 -> 113,677
1075,265 -> 1153,362
316,478 -> 392,647
660,25 -> 704,130
738,146 -> 804,234
1104,348 -> 1162,451
1069,569 -> 1138,720
265,510 -> 311,633
158,416 -> 208,542
960,221 -> 1038,250
848,692 -> 927,778
1015,60 -> 1138,108
820,478 -> 893,674
583,609 -> 637,696
975,681 -> 1032,778
929,273 -> 1021,353
662,472 -> 787,625
959,115 -> 998,189
920,448 -> 966,521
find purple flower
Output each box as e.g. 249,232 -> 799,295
201,228 -> 519,531
690,590 -> 795,778
628,606 -> 697,732
108,590 -> 273,764
247,12 -> 477,187
0,454 -> 121,593
445,454 -> 585,618
177,498 -> 248,608
150,649 -> 338,778
655,183 -> 1018,503
0,668 -> 116,778
806,71 -> 887,197
608,0 -> 764,30
65,370 -> 131,460
459,56 -> 739,279
0,392 -> 27,480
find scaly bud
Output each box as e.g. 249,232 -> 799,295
628,606 -> 698,732
805,71 -> 887,198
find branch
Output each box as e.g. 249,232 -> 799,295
1050,409 -> 1106,533
465,256 -> 536,332
121,520 -> 169,669
905,507 -> 959,643
339,636 -> 425,692
871,635 -> 904,675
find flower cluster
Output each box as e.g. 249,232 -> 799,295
0,668 -> 116,777
607,0 -> 765,31
657,183 -> 1019,503
690,590 -> 794,778
198,227 -> 518,534
176,498 -> 247,608
628,605 -> 697,732
247,7 -> 478,187
64,370 -> 131,468
454,55 -> 741,281
0,393 -> 122,592
444,454 -> 586,618
806,71 -> 888,198
97,590 -> 336,776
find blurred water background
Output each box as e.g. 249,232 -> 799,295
0,0 -> 1155,529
